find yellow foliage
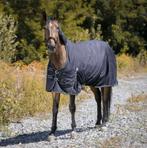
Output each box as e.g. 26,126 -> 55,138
117,54 -> 147,76
0,60 -> 68,125
117,54 -> 134,70
127,94 -> 146,103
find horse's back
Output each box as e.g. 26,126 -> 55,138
71,40 -> 108,55
67,40 -> 108,66
66,40 -> 117,87
67,40 -> 110,73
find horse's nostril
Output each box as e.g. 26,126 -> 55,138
46,42 -> 51,47
47,44 -> 51,48
47,44 -> 55,51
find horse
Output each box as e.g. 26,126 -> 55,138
42,12 -> 117,135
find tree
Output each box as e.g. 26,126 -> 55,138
42,0 -> 94,41
0,0 -> 146,63
2,0 -> 44,62
95,0 -> 147,55
0,13 -> 18,62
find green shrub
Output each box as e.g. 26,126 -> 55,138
0,14 -> 18,62
17,39 -> 40,64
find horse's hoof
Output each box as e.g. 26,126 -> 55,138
101,126 -> 108,131
95,121 -> 102,128
100,122 -> 108,131
70,130 -> 77,139
72,128 -> 77,133
71,123 -> 76,130
48,134 -> 56,141
48,129 -> 57,141
71,128 -> 77,135
95,124 -> 102,128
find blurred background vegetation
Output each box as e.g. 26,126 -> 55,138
0,0 -> 146,63
0,0 -> 147,126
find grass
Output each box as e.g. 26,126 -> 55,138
117,54 -> 147,77
99,136 -> 123,148
0,61 -> 67,126
115,94 -> 147,114
125,94 -> 147,112
127,94 -> 146,103
125,105 -> 143,112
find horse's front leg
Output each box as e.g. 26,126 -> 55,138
49,92 -> 60,135
69,95 -> 76,131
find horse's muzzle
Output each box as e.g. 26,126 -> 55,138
47,44 -> 56,53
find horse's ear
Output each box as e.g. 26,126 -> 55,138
41,10 -> 47,26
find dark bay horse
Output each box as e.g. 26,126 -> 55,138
43,13 -> 117,135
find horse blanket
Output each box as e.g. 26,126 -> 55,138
46,40 -> 117,95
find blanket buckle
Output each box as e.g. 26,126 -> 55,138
54,70 -> 59,81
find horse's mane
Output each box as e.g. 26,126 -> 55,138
58,27 -> 67,45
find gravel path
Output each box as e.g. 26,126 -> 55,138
0,75 -> 147,148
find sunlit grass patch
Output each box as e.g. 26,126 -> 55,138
125,94 -> 147,112
117,54 -> 147,77
127,94 -> 146,103
0,70 -> 52,125
99,136 -> 123,148
114,94 -> 147,116
115,94 -> 147,113
125,104 -> 143,112
117,54 -> 134,70
0,61 -> 68,126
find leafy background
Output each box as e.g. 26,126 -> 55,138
0,0 -> 146,64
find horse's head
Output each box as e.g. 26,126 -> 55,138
44,19 -> 59,52
42,12 -> 67,53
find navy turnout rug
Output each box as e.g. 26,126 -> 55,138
46,40 -> 117,95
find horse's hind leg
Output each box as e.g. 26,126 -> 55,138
101,87 -> 112,125
69,95 -> 76,131
90,87 -> 102,126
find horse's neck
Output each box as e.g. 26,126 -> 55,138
50,44 -> 67,70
